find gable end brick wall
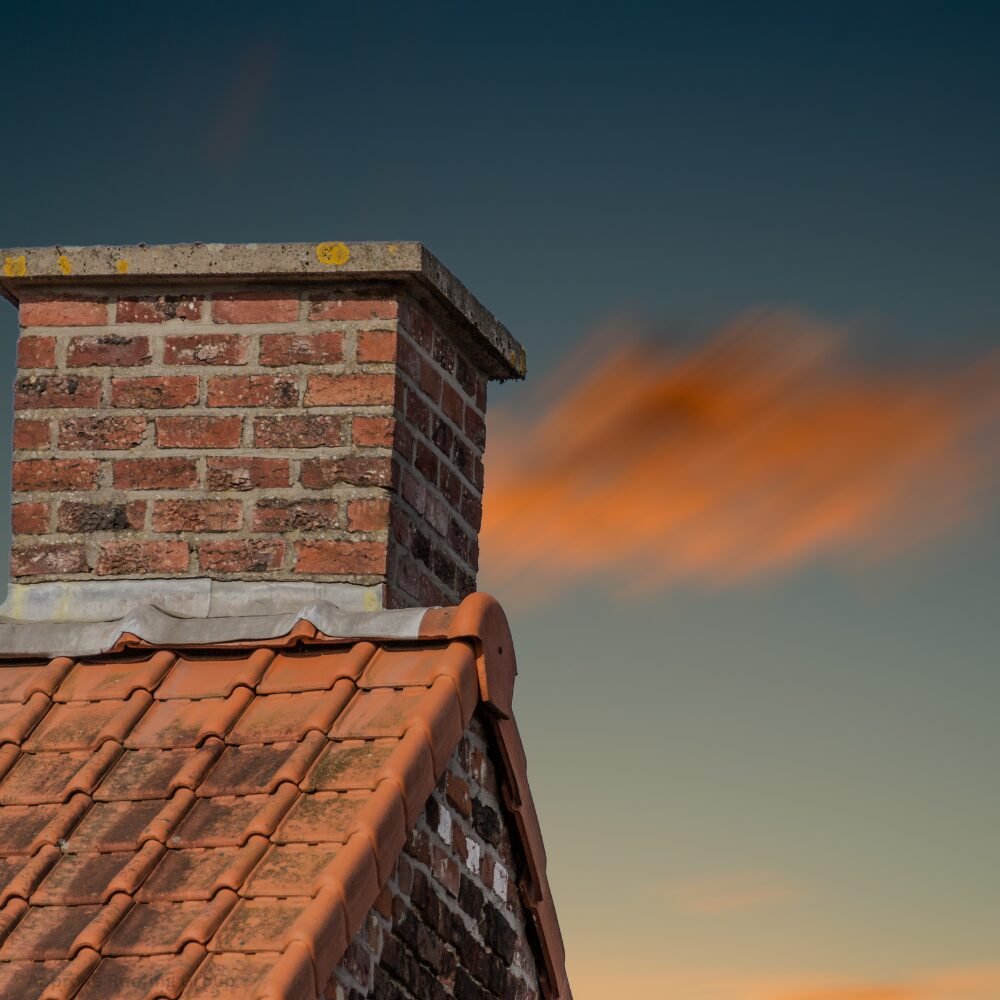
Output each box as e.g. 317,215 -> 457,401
330,713 -> 542,1000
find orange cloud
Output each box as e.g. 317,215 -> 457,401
481,311 -> 1000,599
660,871 -> 803,914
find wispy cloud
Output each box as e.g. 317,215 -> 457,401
481,311 -> 1000,599
659,871 -> 803,914
567,962 -> 1000,1000
204,39 -> 282,167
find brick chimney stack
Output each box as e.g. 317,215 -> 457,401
0,243 -> 525,613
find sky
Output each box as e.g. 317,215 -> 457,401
3,3 -> 999,997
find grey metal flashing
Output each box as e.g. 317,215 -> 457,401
0,602 -> 430,658
0,579 -> 385,623
0,241 -> 526,379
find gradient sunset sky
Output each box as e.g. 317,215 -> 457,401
3,4 -> 999,998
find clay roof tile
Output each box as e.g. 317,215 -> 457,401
0,592 -> 570,999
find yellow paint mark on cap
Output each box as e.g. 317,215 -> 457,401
387,243 -> 399,255
316,242 -> 350,266
116,259 -> 130,274
3,256 -> 27,278
57,255 -> 73,275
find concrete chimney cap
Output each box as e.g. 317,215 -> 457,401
0,240 -> 526,380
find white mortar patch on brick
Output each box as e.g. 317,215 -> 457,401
437,803 -> 453,845
493,860 -> 509,899
465,836 -> 481,874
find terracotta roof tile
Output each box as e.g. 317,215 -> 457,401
0,657 -> 73,704
227,684 -> 352,744
199,737 -> 322,797
155,650 -> 274,701
0,957 -> 72,997
329,687 -> 426,739
0,593 -> 571,998
95,744 -> 221,801
241,843 -> 341,898
0,902 -> 103,960
137,841 -> 266,902
126,690 -> 253,749
300,739 -> 395,791
67,793 -> 193,853
26,692 -> 151,752
104,891 -> 235,956
73,944 -> 205,1000
33,849 -> 148,906
55,651 -> 175,703
273,791 -> 364,845
258,644 -> 375,694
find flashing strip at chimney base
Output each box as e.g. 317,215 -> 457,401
0,578 -> 385,624
0,601 -> 430,659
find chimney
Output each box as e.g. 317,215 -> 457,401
0,242 -> 525,616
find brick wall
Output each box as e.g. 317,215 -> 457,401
10,287 -> 488,606
329,714 -> 542,1000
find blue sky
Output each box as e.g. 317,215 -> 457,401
3,4 -> 999,996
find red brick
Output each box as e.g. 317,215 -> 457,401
401,468 -> 425,515
116,296 -> 201,323
57,501 -> 146,533
199,539 -> 285,574
111,375 -> 199,408
206,457 -> 289,492
20,297 -> 107,327
294,540 -> 387,575
156,416 -> 242,449
432,331 -> 456,375
15,375 -> 101,410
455,354 -> 478,398
351,415 -> 393,448
357,329 -> 397,363
405,391 -> 430,435
465,405 -> 486,449
254,415 -> 342,449
163,334 -> 248,365
445,772 -> 472,818
211,293 -> 298,324
418,359 -> 442,403
308,297 -> 397,321
441,383 -> 465,426
113,457 -> 198,490
252,499 -> 339,532
96,540 -> 189,576
259,331 -> 344,366
12,502 -> 50,535
207,375 -> 298,408
13,418 -> 51,451
67,335 -> 151,367
395,335 -> 420,380
475,376 -> 487,412
401,301 -> 434,351
347,497 -> 390,532
431,843 -> 461,897
14,459 -> 99,492
415,441 -> 438,483
152,499 -> 243,533
300,455 -> 393,489
304,373 -> 395,406
58,416 -> 146,451
17,336 -> 56,369
12,543 -> 88,577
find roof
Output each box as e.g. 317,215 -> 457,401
0,241 -> 526,380
0,593 -> 569,999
